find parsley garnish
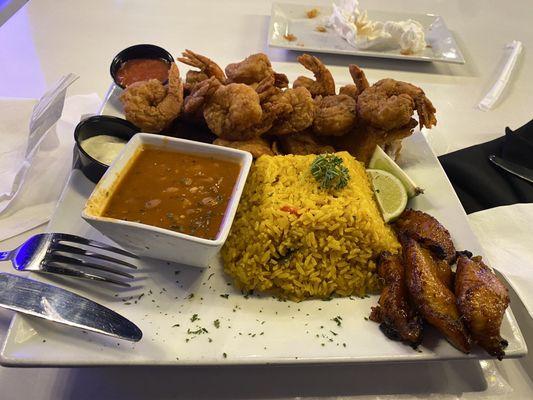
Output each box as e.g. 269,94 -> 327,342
310,154 -> 350,190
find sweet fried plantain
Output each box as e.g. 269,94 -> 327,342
369,252 -> 423,347
455,255 -> 510,360
402,236 -> 471,353
394,209 -> 457,264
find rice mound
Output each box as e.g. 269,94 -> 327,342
221,152 -> 400,301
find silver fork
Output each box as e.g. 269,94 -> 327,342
0,233 -> 138,287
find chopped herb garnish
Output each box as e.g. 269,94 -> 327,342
223,352 -> 227,358
220,294 -> 229,299
190,314 -> 199,322
332,316 -> 343,327
187,327 -> 208,335
214,319 -> 220,328
207,273 -> 215,280
172,324 -> 180,328
310,154 -> 350,190
187,293 -> 194,299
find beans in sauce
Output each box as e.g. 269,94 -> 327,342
101,145 -> 241,240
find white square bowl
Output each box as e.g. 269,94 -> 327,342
81,133 -> 253,267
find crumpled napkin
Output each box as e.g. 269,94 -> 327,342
468,203 -> 533,318
0,87 -> 101,241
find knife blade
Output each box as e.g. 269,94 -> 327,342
489,154 -> 533,184
0,273 -> 142,342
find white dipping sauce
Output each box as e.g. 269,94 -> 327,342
80,135 -> 127,165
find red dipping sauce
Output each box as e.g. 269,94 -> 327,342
116,58 -> 170,87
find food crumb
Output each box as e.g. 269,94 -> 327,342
315,25 -> 327,33
223,352 -> 227,358
283,33 -> 297,42
306,8 -> 319,18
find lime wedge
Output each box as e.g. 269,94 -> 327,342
367,169 -> 408,223
368,145 -> 423,198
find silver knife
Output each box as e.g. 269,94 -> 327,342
489,154 -> 533,184
0,273 -> 142,342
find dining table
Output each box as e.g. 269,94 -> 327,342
0,0 -> 532,398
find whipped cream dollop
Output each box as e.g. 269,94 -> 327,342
329,0 -> 427,54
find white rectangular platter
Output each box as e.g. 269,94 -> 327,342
0,130 -> 526,366
268,3 -> 465,64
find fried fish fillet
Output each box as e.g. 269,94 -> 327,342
455,255 -> 510,360
369,252 -> 423,347
402,236 -> 471,353
395,209 -> 457,264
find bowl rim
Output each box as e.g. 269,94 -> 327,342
82,133 -> 253,247
110,43 -> 175,89
74,115 -> 140,169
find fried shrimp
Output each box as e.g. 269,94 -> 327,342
120,63 -> 183,133
293,54 -> 336,97
349,64 -> 370,96
178,49 -> 226,85
203,83 -> 262,141
340,64 -> 370,100
339,85 -> 358,99
225,53 -> 288,88
357,79 -> 437,130
269,87 -> 315,135
251,76 -> 290,135
183,76 -> 222,122
313,94 -> 357,136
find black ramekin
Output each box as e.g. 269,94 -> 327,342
74,115 -> 140,183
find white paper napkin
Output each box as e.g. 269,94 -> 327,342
468,203 -> 533,317
0,93 -> 101,241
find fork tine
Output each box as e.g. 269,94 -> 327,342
52,233 -> 138,258
51,243 -> 137,269
46,254 -> 135,279
40,264 -> 131,287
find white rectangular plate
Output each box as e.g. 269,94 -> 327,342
0,130 -> 526,366
268,3 -> 465,64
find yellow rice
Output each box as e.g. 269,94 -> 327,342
221,152 -> 400,301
